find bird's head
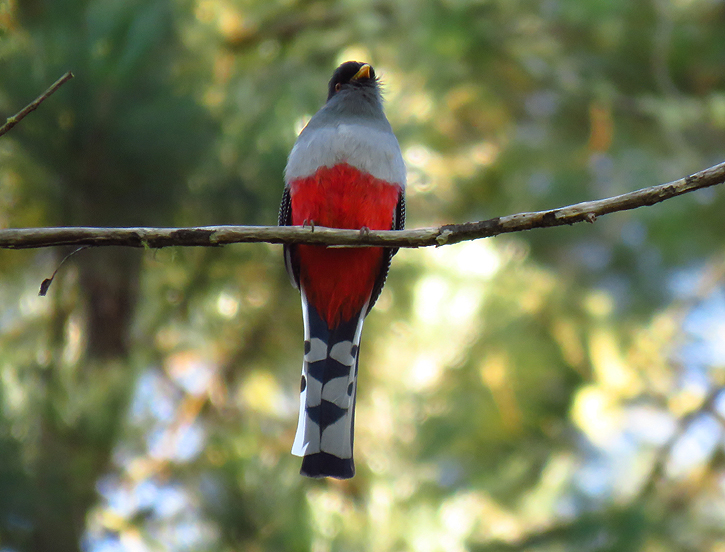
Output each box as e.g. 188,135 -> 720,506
327,61 -> 379,101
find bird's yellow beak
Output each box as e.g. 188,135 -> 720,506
352,64 -> 371,81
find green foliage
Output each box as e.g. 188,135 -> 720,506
2,0 -> 725,551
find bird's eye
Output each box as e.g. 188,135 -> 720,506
335,83 -> 342,92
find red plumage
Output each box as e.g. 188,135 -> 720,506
290,163 -> 401,326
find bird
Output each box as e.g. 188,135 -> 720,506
279,61 -> 406,479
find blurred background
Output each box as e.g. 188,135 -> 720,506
1,0 -> 725,550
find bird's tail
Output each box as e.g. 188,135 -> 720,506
292,292 -> 366,479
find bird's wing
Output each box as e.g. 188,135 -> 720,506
279,185 -> 300,289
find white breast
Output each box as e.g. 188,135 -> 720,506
285,123 -> 407,186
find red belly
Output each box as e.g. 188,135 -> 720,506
290,164 -> 401,327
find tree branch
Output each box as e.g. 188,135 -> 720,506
1,160 -> 723,250
0,71 -> 75,138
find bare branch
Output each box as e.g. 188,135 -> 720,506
0,160 -> 723,250
0,71 -> 75,138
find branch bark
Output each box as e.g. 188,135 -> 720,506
0,71 -> 74,137
1,160 -> 723,250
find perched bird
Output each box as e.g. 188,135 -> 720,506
279,61 -> 406,479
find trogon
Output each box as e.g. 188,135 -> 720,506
279,61 -> 406,478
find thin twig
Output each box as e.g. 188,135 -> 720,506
0,71 -> 75,138
0,159 -> 723,250
38,246 -> 90,296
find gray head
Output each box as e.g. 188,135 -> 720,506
327,61 -> 379,99
322,61 -> 383,118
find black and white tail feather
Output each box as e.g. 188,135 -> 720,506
291,293 -> 367,478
